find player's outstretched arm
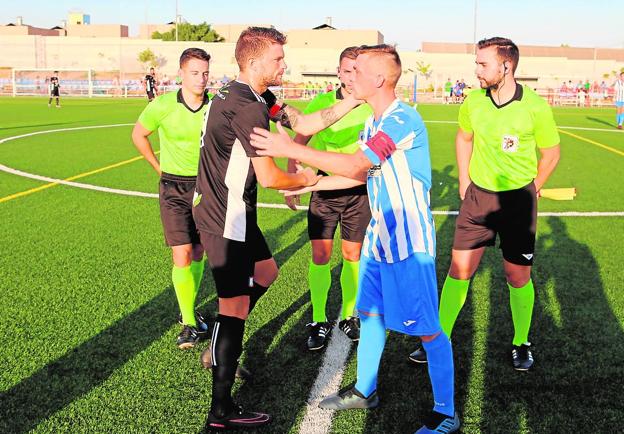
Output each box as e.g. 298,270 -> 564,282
264,91 -> 361,136
131,122 -> 161,175
250,122 -> 371,180
251,156 -> 321,190
280,175 -> 365,197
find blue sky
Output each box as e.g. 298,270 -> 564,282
3,0 -> 623,50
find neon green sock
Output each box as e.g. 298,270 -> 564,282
190,258 -> 205,297
438,275 -> 470,337
509,279 -> 535,346
308,261 -> 331,323
172,265 -> 197,327
340,259 -> 359,319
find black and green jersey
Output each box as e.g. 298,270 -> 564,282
458,84 -> 559,191
303,88 -> 373,155
138,89 -> 211,176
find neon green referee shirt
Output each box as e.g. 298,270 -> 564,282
303,88 -> 373,155
458,84 -> 560,191
138,89 -> 211,176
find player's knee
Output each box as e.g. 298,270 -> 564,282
448,263 -> 474,280
219,296 -> 250,320
172,249 -> 192,267
341,246 -> 361,262
506,273 -> 530,288
312,251 -> 331,265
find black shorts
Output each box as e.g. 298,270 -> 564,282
159,172 -> 200,247
50,89 -> 59,97
453,182 -> 537,266
200,225 -> 273,298
307,183 -> 371,242
147,90 -> 155,100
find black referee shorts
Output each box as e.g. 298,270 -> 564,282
159,172 -> 201,247
307,184 -> 371,243
453,181 -> 538,266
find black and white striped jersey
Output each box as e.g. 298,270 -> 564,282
193,80 -> 270,241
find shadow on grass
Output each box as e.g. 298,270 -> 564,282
586,116 -> 615,128
478,216 -> 623,433
0,287 -> 179,434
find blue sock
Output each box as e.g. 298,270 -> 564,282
422,332 -> 455,417
618,113 -> 624,125
354,313 -> 386,397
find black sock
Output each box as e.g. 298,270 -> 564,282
249,283 -> 269,313
210,314 -> 245,418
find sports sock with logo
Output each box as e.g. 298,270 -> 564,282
509,279 -> 535,346
354,313 -> 386,397
340,259 -> 359,319
438,275 -> 470,337
309,261 -> 331,323
172,265 -> 197,327
422,332 -> 455,417
210,314 -> 245,418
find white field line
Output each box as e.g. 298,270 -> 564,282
1,124 -> 623,217
299,320 -> 353,434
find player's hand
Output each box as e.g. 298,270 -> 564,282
284,159 -> 301,210
250,122 -> 294,158
300,166 -> 322,187
459,178 -> 471,200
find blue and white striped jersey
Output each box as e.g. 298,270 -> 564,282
359,99 -> 435,263
615,80 -> 624,102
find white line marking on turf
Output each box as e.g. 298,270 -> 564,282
299,320 -> 352,434
1,124 -> 623,217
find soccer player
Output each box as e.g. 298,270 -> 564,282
289,46 -> 373,351
613,71 -> 624,129
408,37 -> 560,372
143,67 -> 159,102
192,27 -> 362,430
250,44 -> 459,434
132,48 -> 212,349
48,71 -> 60,108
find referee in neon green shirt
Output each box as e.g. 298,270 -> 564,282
409,37 -> 560,371
132,48 -> 212,349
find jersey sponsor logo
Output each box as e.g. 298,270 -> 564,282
522,253 -> 534,260
403,320 -> 416,326
368,164 -> 382,177
502,135 -> 519,153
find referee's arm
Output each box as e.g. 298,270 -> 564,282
534,145 -> 560,192
131,122 -> 161,176
455,128 -> 474,200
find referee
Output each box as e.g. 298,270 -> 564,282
408,37 -> 560,371
289,46 -> 372,351
132,48 -> 212,349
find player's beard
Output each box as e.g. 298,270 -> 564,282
479,74 -> 503,90
263,72 -> 283,88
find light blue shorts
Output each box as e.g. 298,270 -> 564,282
356,252 -> 441,336
615,101 -> 624,108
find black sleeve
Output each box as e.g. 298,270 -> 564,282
231,101 -> 270,158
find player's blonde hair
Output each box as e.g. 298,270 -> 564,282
357,44 -> 402,86
235,27 -> 287,70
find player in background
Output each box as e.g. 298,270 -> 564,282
48,71 -> 61,108
143,67 -> 159,102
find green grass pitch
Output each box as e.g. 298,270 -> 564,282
0,96 -> 622,433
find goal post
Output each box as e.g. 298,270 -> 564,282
12,68 -> 99,97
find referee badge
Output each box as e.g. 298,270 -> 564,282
502,135 -> 519,153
